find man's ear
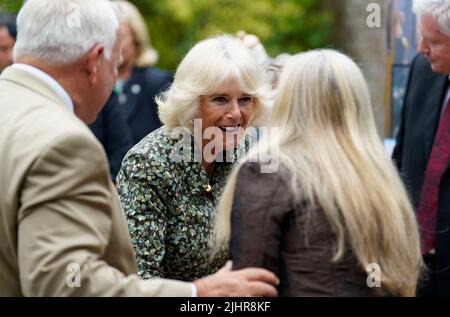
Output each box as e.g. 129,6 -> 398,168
84,43 -> 105,85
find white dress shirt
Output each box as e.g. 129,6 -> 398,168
443,77 -> 450,116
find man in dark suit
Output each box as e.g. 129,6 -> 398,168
393,0 -> 450,296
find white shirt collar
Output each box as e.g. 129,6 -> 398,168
11,63 -> 74,112
441,77 -> 450,117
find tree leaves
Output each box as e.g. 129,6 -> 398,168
133,0 -> 335,69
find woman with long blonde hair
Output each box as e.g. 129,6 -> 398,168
214,49 -> 423,296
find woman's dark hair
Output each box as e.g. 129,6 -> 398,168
0,13 -> 17,40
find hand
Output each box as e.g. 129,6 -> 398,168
194,261 -> 279,297
236,31 -> 260,49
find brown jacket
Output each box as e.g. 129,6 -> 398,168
0,66 -> 191,296
230,162 -> 382,297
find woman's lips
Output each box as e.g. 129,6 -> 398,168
218,125 -> 241,133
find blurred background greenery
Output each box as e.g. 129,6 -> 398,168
0,0 -> 20,13
133,0 -> 335,70
0,0 -> 335,70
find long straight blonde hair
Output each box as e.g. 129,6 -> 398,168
214,50 -> 423,297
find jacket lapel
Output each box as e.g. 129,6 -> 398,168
0,66 -> 71,112
121,68 -> 143,122
423,75 -> 448,159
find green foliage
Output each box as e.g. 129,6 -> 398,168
132,0 -> 334,70
0,0 -> 335,70
0,0 -> 22,12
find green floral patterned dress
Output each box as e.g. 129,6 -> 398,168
116,126 -> 252,281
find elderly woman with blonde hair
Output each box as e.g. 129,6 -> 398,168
117,35 -> 270,281
213,49 -> 423,297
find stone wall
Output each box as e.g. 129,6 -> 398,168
322,0 -> 389,137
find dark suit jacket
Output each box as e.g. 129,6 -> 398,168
118,67 -> 173,145
89,93 -> 133,181
393,55 -> 450,296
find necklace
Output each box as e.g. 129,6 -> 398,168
203,162 -> 215,198
205,183 -> 213,193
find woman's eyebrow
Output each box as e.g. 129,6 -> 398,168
212,92 -> 252,96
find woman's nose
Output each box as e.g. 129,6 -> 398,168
225,100 -> 242,121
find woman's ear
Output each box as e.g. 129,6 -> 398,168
84,43 -> 105,85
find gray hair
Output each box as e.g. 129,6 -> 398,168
13,0 -> 119,65
413,0 -> 450,36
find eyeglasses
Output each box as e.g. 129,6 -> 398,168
202,94 -> 254,108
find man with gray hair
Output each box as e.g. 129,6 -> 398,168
393,0 -> 450,296
0,0 -> 278,297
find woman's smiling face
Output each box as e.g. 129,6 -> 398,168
199,80 -> 255,156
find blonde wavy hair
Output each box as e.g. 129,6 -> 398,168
112,0 -> 158,67
214,49 -> 423,297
